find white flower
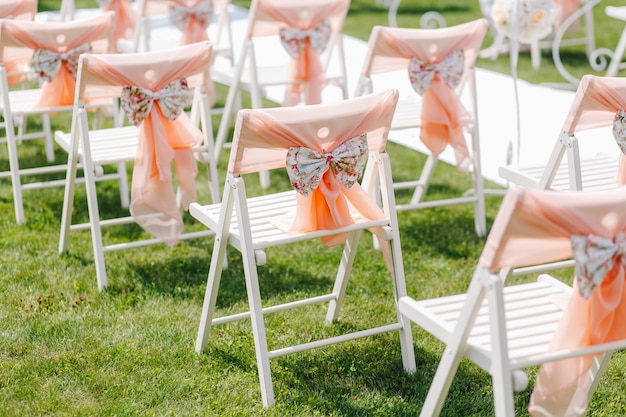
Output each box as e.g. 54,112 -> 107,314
491,0 -> 556,44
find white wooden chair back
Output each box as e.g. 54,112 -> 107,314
0,12 -> 116,224
213,0 -> 351,163
499,74 -> 626,191
355,19 -> 489,236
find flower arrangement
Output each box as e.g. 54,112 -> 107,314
491,0 -> 556,44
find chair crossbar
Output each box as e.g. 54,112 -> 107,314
269,323 -> 403,358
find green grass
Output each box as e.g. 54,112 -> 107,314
2,0 -> 626,416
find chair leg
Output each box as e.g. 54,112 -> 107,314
4,114 -> 25,224
195,233 -> 229,352
42,113 -> 54,163
325,230 -> 362,323
409,154 -> 437,205
414,276 -> 487,417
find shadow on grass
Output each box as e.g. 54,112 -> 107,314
269,334 -> 504,416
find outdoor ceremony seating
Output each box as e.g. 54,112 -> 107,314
213,0 -> 351,171
354,19 -> 489,236
499,74 -> 626,191
189,88 -> 416,407
399,185 -> 626,416
0,12 -> 117,224
55,41 -> 220,290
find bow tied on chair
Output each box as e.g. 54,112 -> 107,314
286,134 -> 368,197
31,43 -> 93,82
571,233 -> 626,299
169,1 -> 213,31
279,19 -> 332,59
408,49 -> 465,95
121,77 -> 191,127
613,109 -> 626,155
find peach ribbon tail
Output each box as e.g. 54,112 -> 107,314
290,169 -> 392,273
529,265 -> 626,417
130,107 -> 201,245
420,80 -> 472,173
35,64 -> 76,107
284,41 -> 324,106
104,0 -> 137,50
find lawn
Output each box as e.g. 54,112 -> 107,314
2,0 -> 626,416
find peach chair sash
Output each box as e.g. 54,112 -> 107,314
169,0 -> 212,44
360,19 -> 488,172
554,0 -> 580,30
478,186 -> 626,417
78,42 -> 213,245
98,0 -> 137,48
0,12 -> 115,107
0,0 -> 36,19
561,75 -> 626,185
229,88 -> 398,251
0,0 -> 38,86
247,0 -> 350,106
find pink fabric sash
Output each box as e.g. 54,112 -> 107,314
0,0 -> 37,85
250,0 -> 350,106
479,186 -> 626,417
0,13 -> 114,107
80,42 -> 212,244
561,75 -> 626,185
99,0 -> 137,50
169,0 -> 211,44
554,0 -> 580,31
229,89 -> 398,263
360,20 -> 487,172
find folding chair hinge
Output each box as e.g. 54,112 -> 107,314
94,166 -> 104,177
477,266 -> 500,290
559,131 -> 574,148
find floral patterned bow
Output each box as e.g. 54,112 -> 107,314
31,43 -> 93,83
169,0 -> 213,31
407,49 -> 465,95
613,109 -> 626,155
286,134 -> 368,197
571,233 -> 626,299
279,19 -> 332,59
120,77 -> 191,127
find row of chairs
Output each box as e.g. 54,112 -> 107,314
3,0 -> 626,415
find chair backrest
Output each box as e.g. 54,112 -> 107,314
0,12 -> 115,107
356,19 -> 488,172
0,0 -> 37,20
228,88 -> 398,237
131,0 -> 229,51
243,0 -> 350,106
477,185 -> 626,415
74,41 -> 214,243
539,75 -> 626,188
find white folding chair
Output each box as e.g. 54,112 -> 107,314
213,0 -> 351,163
190,88 -> 416,407
119,0 -> 233,61
399,185 -> 626,416
0,12 -> 117,224
55,41 -> 221,291
499,75 -> 626,192
354,19 -> 489,236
